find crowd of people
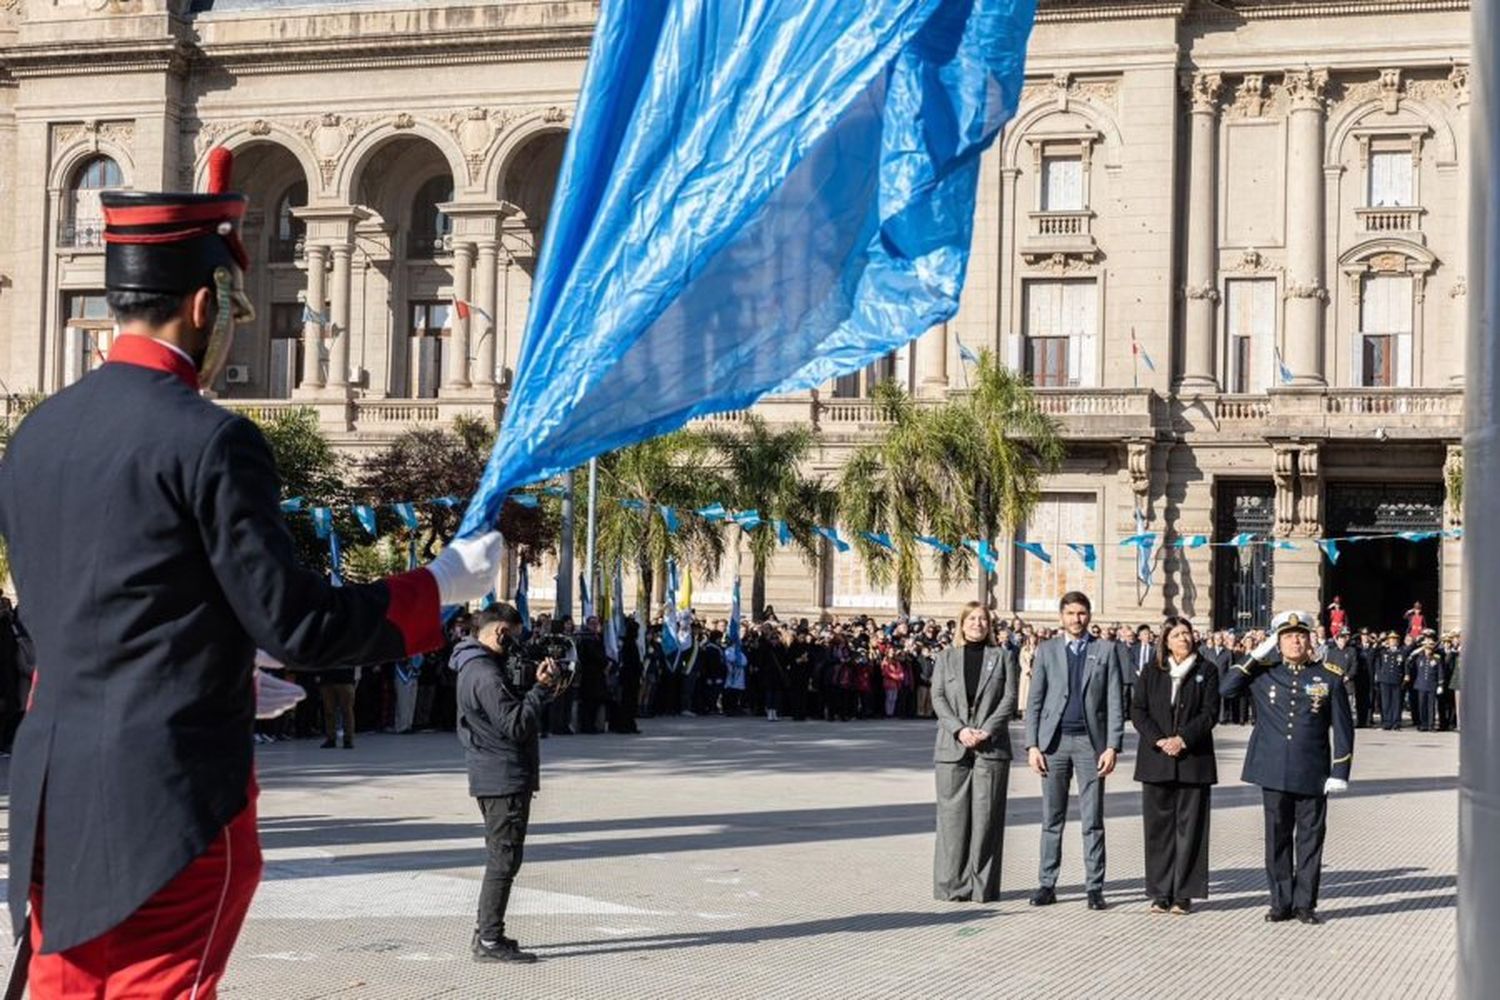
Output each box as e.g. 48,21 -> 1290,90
213,598 -> 1463,748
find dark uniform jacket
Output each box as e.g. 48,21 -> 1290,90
0,338 -> 442,953
1408,649 -> 1446,692
1221,650 -> 1354,797
453,638 -> 553,796
1322,643 -> 1358,680
1374,645 -> 1408,685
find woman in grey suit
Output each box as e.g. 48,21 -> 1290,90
931,602 -> 1021,902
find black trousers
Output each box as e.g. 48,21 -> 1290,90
1378,683 -> 1404,730
1141,781 -> 1211,902
476,793 -> 532,941
1417,690 -> 1438,731
1353,675 -> 1373,728
1262,788 -> 1327,914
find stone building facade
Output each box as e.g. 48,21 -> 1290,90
0,0 -> 1472,632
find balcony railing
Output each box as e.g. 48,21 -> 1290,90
1323,388 -> 1461,416
1356,206 -> 1423,234
1030,210 -> 1092,238
57,217 -> 105,249
1214,395 -> 1271,421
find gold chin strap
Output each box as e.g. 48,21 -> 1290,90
199,265 -> 254,387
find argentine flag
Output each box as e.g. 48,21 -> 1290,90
461,0 -> 1038,536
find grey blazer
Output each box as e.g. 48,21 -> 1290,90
931,644 -> 1021,763
1024,635 -> 1125,756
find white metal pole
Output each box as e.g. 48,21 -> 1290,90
1460,3 -> 1496,995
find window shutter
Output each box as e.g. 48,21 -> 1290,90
1075,283 -> 1098,388
1350,331 -> 1365,387
1005,333 -> 1023,371
1397,332 -> 1413,388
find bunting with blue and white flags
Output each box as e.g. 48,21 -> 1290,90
964,539 -> 997,574
1015,540 -> 1051,564
816,526 -> 851,553
660,505 -> 680,534
915,535 -> 954,555
1318,539 -> 1341,564
353,504 -> 378,538
774,519 -> 793,546
457,0 -> 1039,537
732,509 -> 763,531
697,503 -> 728,523
515,562 -> 531,633
311,506 -> 333,540
1065,542 -> 1097,573
392,502 -> 420,530
861,531 -> 896,552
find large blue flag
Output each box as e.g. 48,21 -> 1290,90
460,0 -> 1037,536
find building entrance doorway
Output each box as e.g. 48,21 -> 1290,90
1213,481 -> 1275,632
1323,483 -> 1442,636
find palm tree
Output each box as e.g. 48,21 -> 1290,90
701,415 -> 834,618
838,351 -> 1062,610
589,430 -> 731,618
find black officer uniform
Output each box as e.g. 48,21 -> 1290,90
1406,638 -> 1445,732
0,149 -> 446,981
1221,611 -> 1354,924
1354,635 -> 1377,727
1373,634 -> 1408,730
1321,637 -> 1359,723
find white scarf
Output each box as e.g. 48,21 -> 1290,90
1168,654 -> 1197,706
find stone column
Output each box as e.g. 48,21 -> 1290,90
327,243 -> 352,388
300,244 -> 328,389
447,241 -> 474,389
1180,72 -> 1223,392
916,323 -> 948,396
474,240 -> 499,387
1282,68 -> 1330,385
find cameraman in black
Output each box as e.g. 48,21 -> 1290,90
454,603 -> 568,964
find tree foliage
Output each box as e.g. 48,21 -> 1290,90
838,352 -> 1063,610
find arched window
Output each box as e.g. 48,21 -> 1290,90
271,180 -> 308,263
409,175 -> 454,258
62,156 -> 123,249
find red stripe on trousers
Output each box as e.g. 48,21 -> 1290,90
28,792 -> 263,999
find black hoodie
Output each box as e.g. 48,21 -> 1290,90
453,637 -> 553,797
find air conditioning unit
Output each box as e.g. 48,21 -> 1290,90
224,364 -> 251,385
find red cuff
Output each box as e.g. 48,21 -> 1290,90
384,569 -> 444,654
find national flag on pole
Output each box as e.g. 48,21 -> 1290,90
301,303 -> 328,327
1131,330 -> 1156,372
957,343 -> 980,366
515,562 -> 531,632
458,0 -> 1040,537
604,559 -> 626,661
1130,509 -> 1155,586
579,573 -> 594,619
328,530 -> 344,587
453,299 -> 494,324
679,566 -> 693,611
1275,348 -> 1294,385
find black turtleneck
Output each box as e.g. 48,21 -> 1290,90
963,643 -> 986,705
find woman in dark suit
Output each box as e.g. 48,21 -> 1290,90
930,602 -> 1020,902
1130,614 -> 1219,914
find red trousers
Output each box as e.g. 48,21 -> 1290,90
28,796 -> 263,1000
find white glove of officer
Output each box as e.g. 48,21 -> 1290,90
252,650 -> 306,719
1323,777 -> 1348,795
425,531 -> 504,606
1251,634 -> 1279,663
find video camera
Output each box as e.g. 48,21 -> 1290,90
508,632 -> 578,691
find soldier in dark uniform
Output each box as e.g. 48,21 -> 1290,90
1321,630 -> 1358,724
1222,611 -> 1354,925
1440,631 -> 1460,731
0,148 -> 503,998
1353,629 -> 1377,728
1373,631 -> 1408,730
1407,633 -> 1445,733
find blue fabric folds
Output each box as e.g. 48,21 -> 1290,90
460,0 -> 1037,536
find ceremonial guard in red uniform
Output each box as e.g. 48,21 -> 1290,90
0,149 -> 502,998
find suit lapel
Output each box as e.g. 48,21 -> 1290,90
973,647 -> 1001,710
953,648 -> 971,720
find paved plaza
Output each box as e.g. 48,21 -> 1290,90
1,717 -> 1457,999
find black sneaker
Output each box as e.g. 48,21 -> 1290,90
1029,886 -> 1057,907
472,936 -> 537,964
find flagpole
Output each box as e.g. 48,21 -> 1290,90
1131,327 -> 1139,390
557,469 -> 575,621
585,457 -> 599,615
1461,0 -> 1499,993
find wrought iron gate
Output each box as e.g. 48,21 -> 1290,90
1214,482 -> 1275,631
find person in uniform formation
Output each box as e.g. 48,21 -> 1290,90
1222,611 -> 1354,924
1373,631 -> 1410,731
0,150 -> 504,998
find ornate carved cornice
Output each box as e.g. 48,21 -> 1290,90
3,36 -> 189,79
193,25 -> 591,77
1184,71 -> 1223,115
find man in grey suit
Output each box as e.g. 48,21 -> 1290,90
1024,590 -> 1125,910
930,604 -> 1021,901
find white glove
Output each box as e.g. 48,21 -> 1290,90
1251,634 -> 1278,663
254,656 -> 306,719
425,531 -> 503,606
1323,777 -> 1348,795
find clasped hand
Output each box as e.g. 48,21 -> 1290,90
1155,735 -> 1187,757
957,727 -> 989,750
